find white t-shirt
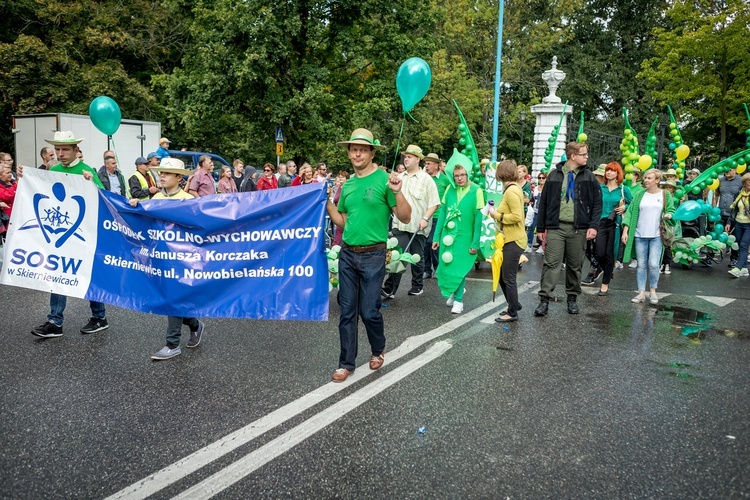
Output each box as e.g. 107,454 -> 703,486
636,191 -> 663,238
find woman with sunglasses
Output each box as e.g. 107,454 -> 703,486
256,163 -> 279,190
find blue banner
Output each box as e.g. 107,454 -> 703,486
2,169 -> 330,321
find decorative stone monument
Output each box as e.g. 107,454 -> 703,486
530,57 -> 572,173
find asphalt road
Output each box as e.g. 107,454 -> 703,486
1,252 -> 749,499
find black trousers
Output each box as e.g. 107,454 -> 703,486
500,242 -> 524,316
595,218 -> 617,284
383,228 -> 426,293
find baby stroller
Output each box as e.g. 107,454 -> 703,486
673,216 -> 723,268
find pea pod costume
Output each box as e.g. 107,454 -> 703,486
432,150 -> 484,299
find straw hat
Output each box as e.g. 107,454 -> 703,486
402,144 -> 424,159
594,164 -> 606,176
152,158 -> 191,176
45,131 -> 84,146
665,168 -> 677,176
336,128 -> 385,150
423,153 -> 443,163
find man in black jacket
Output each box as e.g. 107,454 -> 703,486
535,142 -> 602,316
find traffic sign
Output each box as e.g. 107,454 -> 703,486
276,142 -> 284,156
275,126 -> 284,143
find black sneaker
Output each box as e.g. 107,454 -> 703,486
31,322 -> 63,338
581,273 -> 596,286
187,320 -> 205,348
593,269 -> 603,281
408,287 -> 423,296
80,317 -> 109,335
381,288 -> 394,300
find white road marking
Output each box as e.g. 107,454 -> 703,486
697,296 -> 736,307
106,281 -> 538,500
173,341 -> 454,499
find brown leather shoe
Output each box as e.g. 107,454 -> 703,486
369,349 -> 385,370
331,368 -> 353,382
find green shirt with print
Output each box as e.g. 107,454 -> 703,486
337,168 -> 397,246
49,160 -> 105,189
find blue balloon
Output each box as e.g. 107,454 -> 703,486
672,200 -> 702,222
396,57 -> 432,114
89,96 -> 122,136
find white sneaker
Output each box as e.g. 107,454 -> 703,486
451,301 -> 464,314
740,268 -> 749,277
650,292 -> 659,305
631,294 -> 645,303
525,246 -> 533,253
536,247 -> 544,254
614,261 -> 623,270
664,264 -> 671,275
629,260 -> 638,269
729,267 -> 741,278
446,294 -> 455,307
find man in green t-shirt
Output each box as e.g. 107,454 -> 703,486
32,131 -> 109,339
326,128 -> 411,383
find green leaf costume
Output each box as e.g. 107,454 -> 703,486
433,181 -> 484,299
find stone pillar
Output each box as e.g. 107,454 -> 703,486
530,57 -> 573,174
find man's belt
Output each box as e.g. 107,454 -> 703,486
344,242 -> 386,253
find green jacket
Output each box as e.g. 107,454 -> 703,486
621,189 -> 676,263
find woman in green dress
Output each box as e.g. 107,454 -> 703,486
432,163 -> 484,314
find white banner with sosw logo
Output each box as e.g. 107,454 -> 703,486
1,169 -> 98,296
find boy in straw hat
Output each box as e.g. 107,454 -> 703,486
129,158 -> 205,360
32,132 -> 108,339
326,128 -> 411,382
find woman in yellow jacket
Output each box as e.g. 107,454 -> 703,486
490,160 -> 528,323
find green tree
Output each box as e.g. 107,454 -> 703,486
157,0 -> 438,167
0,0 -> 186,153
640,0 -> 750,160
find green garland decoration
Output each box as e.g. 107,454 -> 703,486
541,100 -> 568,174
453,100 -> 483,189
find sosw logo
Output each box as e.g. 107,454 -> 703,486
11,182 -> 85,275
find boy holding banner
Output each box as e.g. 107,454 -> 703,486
129,158 -> 205,360
31,132 -> 109,338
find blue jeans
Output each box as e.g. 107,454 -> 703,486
634,237 -> 662,292
734,221 -> 750,268
337,246 -> 387,371
48,293 -> 106,326
526,212 -> 537,246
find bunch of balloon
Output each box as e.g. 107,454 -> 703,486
89,96 -> 122,137
541,101 -> 568,174
620,108 -> 643,176
632,117 -> 660,182
393,57 -> 432,166
666,105 -> 689,181
452,100 -> 482,189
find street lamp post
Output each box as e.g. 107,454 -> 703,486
519,111 -> 526,164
